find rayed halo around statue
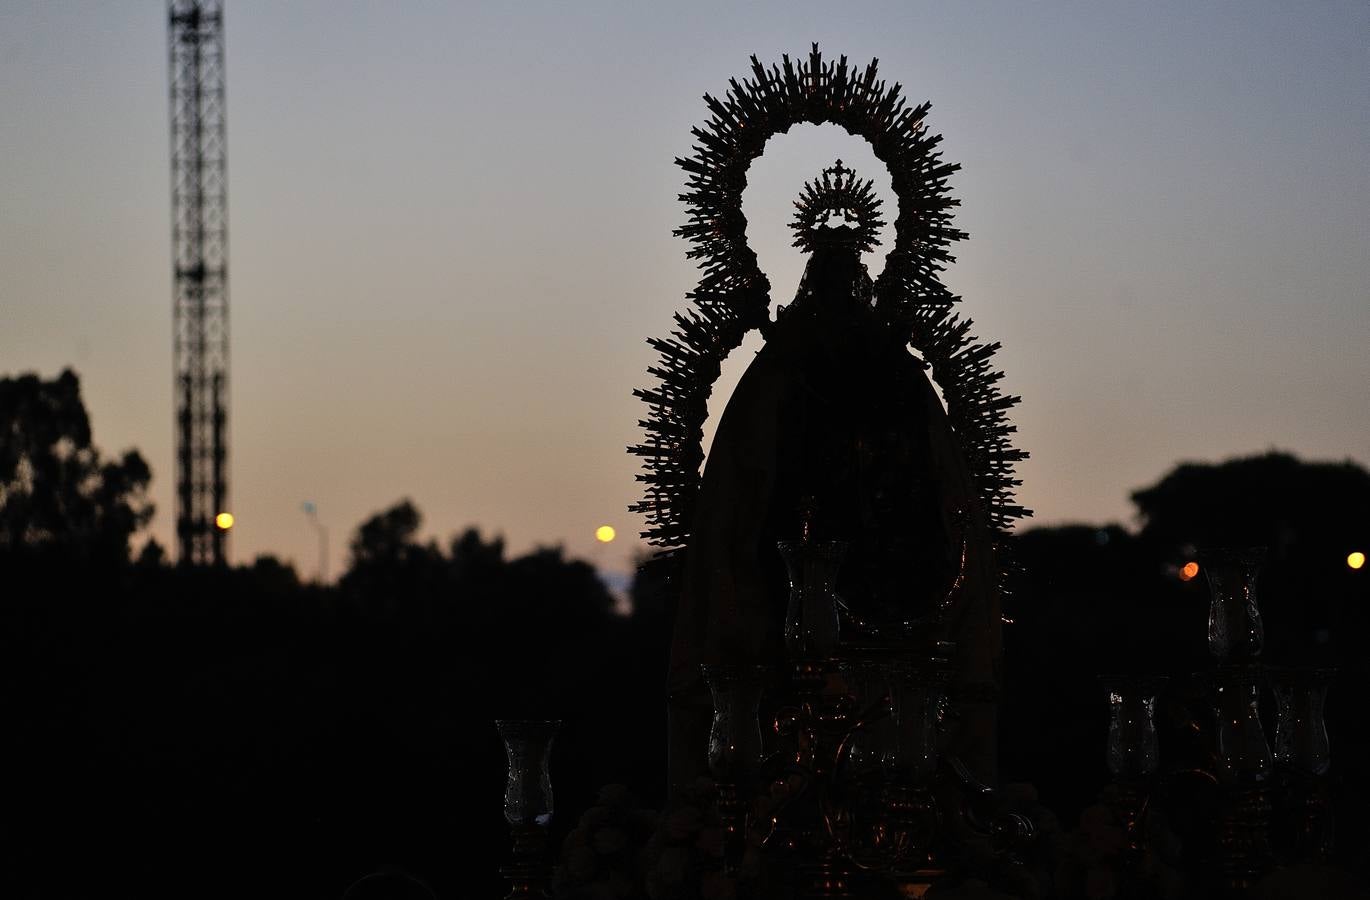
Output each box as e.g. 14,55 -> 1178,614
630,44 -> 1029,601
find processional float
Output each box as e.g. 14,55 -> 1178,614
494,46 -> 1338,900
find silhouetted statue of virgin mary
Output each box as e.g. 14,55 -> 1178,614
665,163 -> 1001,789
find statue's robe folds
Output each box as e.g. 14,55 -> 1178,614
666,244 -> 1002,791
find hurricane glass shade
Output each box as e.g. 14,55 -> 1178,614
1100,676 -> 1166,781
1200,547 -> 1266,664
1271,668 -> 1333,777
883,663 -> 947,784
778,539 -> 846,661
495,719 -> 560,827
701,664 -> 768,782
1213,670 -> 1273,787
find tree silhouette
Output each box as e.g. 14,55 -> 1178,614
339,498 -> 445,610
350,498 -> 426,565
1132,451 -> 1370,562
449,526 -> 506,581
0,368 -> 152,564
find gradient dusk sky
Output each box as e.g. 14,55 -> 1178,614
2,2 -> 1367,580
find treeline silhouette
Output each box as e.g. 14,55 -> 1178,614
4,369 -> 1367,896
3,371 -> 670,898
5,504 -> 669,899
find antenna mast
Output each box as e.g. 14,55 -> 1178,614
168,0 -> 229,565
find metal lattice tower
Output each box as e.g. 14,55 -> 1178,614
169,0 -> 229,565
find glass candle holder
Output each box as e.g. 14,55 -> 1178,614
1212,669 -> 1273,787
701,664 -> 768,783
495,719 -> 560,828
1100,676 -> 1167,781
778,539 -> 846,662
883,663 -> 948,785
1200,547 -> 1266,664
1270,667 -> 1333,777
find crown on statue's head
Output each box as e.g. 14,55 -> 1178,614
790,159 -> 885,254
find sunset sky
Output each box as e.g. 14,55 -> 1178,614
2,2 -> 1367,580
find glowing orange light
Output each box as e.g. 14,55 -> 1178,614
214,512 -> 235,531
1179,561 -> 1200,582
595,525 -> 616,543
1349,551 -> 1366,571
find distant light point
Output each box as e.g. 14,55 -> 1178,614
595,525 -> 617,544
1349,551 -> 1366,571
1180,561 -> 1200,581
215,512 -> 235,531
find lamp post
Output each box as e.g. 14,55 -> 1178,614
302,501 -> 329,585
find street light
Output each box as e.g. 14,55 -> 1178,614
302,501 -> 329,585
